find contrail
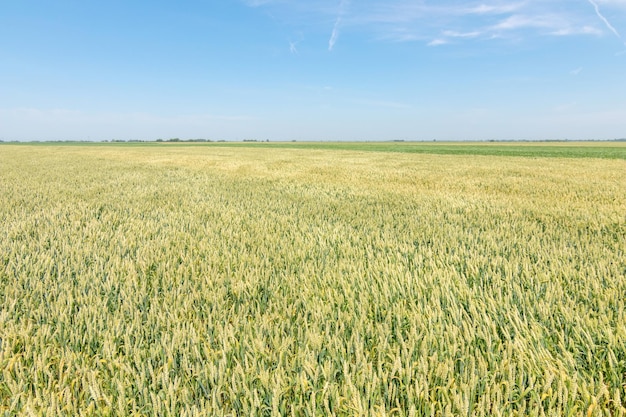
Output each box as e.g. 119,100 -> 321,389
587,0 -> 623,42
328,17 -> 341,51
328,0 -> 349,51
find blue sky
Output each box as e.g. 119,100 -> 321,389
1,0 -> 625,141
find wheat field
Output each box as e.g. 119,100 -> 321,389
1,143 -> 625,416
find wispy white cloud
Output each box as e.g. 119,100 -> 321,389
289,40 -> 299,54
243,0 -> 626,48
428,38 -> 448,46
463,3 -> 526,15
551,25 -> 603,36
491,14 -> 551,31
442,30 -> 481,38
570,67 -> 583,75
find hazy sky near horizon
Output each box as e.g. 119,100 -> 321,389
1,0 -> 625,141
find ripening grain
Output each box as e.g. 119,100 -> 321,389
1,143 -> 625,416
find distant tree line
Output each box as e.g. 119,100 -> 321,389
155,138 -> 212,142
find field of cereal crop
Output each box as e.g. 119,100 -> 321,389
1,142 -> 625,416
